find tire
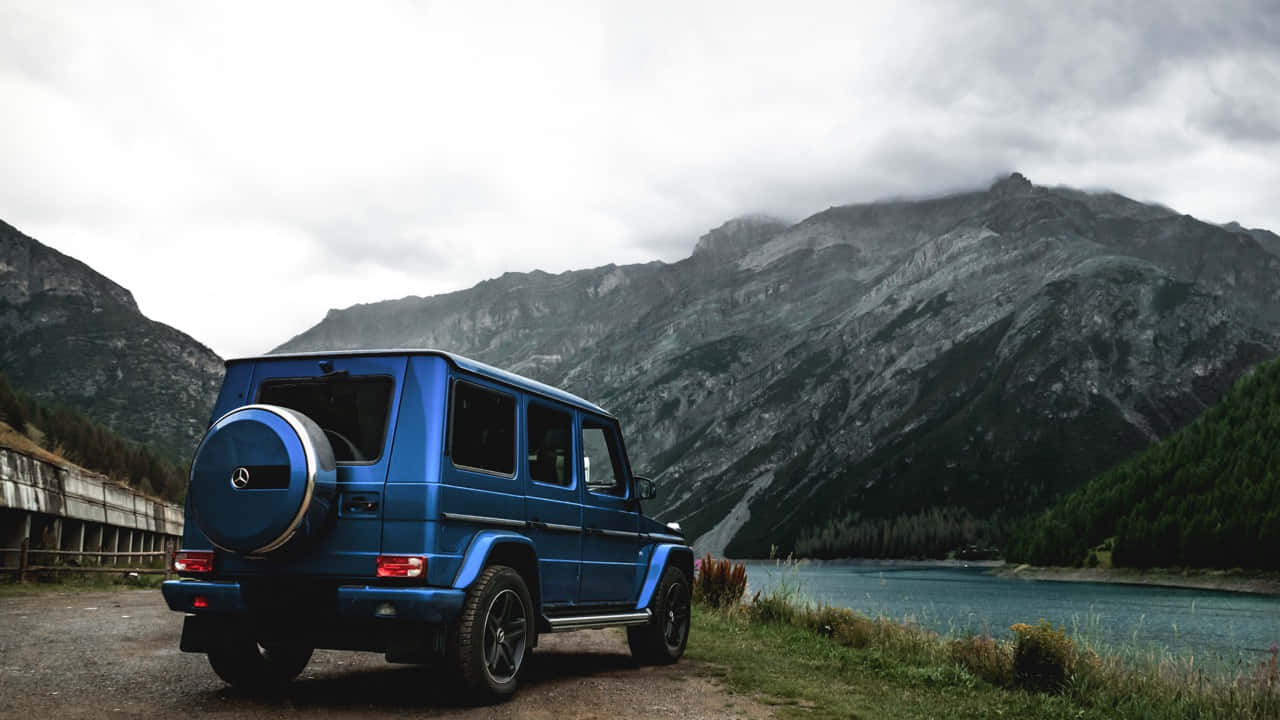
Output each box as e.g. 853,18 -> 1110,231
206,629 -> 313,692
628,565 -> 691,665
453,565 -> 534,702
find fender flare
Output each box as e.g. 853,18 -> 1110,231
452,529 -> 537,591
635,543 -> 695,610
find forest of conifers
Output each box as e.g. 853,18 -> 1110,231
1006,355 -> 1280,570
0,373 -> 186,502
794,506 -> 1005,560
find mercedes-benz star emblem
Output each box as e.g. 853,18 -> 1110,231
230,467 -> 251,489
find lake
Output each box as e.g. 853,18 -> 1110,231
740,561 -> 1280,665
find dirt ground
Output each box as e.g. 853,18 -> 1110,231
0,588 -> 771,719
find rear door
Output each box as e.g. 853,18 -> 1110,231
522,399 -> 582,607
577,414 -> 642,605
243,355 -> 407,576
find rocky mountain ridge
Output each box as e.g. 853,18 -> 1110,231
277,174 -> 1280,557
0,219 -> 223,461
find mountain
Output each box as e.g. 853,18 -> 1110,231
0,219 -> 223,461
1005,355 -> 1280,570
275,174 -> 1280,557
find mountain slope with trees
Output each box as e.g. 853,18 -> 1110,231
0,372 -> 186,501
1005,355 -> 1280,570
0,219 -> 223,462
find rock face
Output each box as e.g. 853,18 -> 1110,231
275,175 -> 1280,556
0,220 -> 223,461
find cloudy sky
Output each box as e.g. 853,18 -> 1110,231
2,1 -> 1278,358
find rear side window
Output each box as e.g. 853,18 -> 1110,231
449,380 -> 516,475
527,403 -> 572,486
258,376 -> 393,463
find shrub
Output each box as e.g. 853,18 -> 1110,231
694,554 -> 747,609
1011,621 -> 1076,692
748,590 -> 802,625
948,633 -> 1015,687
809,605 -> 875,649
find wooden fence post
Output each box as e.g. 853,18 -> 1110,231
18,537 -> 29,583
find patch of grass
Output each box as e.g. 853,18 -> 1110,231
688,606 -> 1094,720
687,579 -> 1280,719
0,419 -> 69,467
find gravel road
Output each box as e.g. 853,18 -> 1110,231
0,588 -> 769,719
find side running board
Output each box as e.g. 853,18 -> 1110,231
545,609 -> 652,632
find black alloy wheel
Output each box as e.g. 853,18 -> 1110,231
454,565 -> 534,702
482,587 -> 529,684
660,579 -> 691,651
627,565 -> 691,664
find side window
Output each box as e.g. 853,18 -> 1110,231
582,418 -> 626,497
527,404 -> 572,487
448,380 -> 515,476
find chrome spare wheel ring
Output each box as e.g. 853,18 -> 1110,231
483,589 -> 527,684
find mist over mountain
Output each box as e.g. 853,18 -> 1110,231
267,174 -> 1278,555
0,219 -> 223,461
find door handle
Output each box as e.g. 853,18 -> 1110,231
528,519 -> 548,530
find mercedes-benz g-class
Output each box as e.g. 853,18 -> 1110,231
162,350 -> 692,701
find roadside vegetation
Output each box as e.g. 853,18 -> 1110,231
0,572 -> 166,596
0,372 -> 185,501
688,556 -> 1280,719
1007,355 -> 1280,570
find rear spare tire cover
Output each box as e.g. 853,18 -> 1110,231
189,404 -> 337,555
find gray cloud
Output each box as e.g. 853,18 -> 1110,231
908,1 -> 1280,111
1191,60 -> 1280,142
2,1 -> 1278,357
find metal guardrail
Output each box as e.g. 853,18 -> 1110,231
1,540 -> 172,579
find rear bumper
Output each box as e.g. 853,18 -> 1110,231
161,580 -> 466,623
336,585 -> 465,623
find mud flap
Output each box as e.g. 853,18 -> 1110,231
179,614 -> 248,653
384,624 -> 449,664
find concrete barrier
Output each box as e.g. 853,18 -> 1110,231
0,446 -> 184,577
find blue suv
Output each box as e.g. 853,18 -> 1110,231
162,350 -> 693,701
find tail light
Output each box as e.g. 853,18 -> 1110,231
172,550 -> 215,574
376,555 -> 426,578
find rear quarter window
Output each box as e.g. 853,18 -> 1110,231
448,380 -> 516,476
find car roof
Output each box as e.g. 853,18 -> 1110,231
226,348 -> 611,416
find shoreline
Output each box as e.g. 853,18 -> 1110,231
734,557 -> 1004,569
990,563 -> 1280,596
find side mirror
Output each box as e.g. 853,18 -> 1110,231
635,475 -> 656,500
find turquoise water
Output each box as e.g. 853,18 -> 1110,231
741,561 -> 1280,664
